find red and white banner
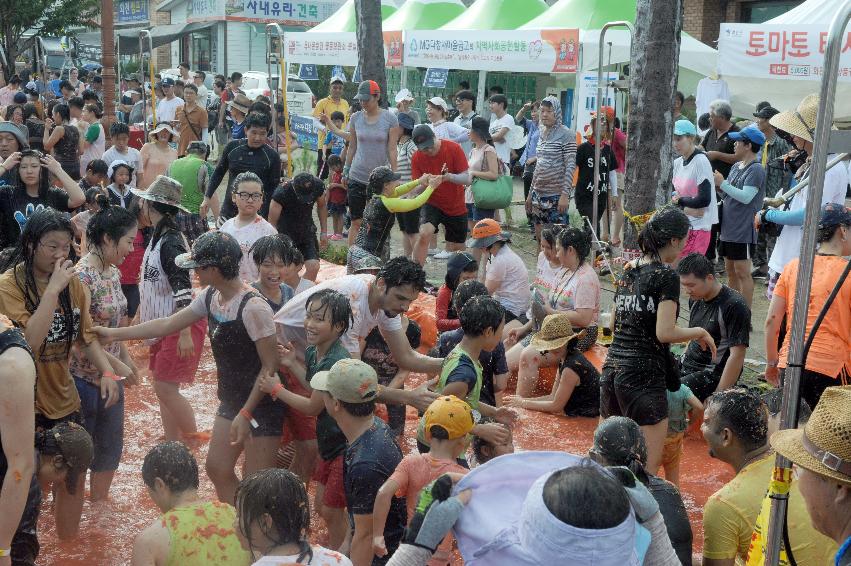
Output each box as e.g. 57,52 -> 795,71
718,24 -> 851,82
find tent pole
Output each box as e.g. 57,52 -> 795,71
476,70 -> 487,118
400,66 -> 408,90
764,3 -> 851,565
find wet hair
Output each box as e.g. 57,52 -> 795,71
68,96 -> 84,110
110,121 -> 130,137
677,252 -> 715,279
251,234 -> 294,266
84,186 -> 104,206
52,103 -> 71,124
637,206 -> 690,259
330,110 -> 345,122
305,288 -> 354,336
472,418 -> 496,463
543,464 -> 630,529
705,388 -> 768,452
326,154 -> 343,169
84,104 -> 103,119
12,149 -> 51,201
86,159 -> 108,175
148,200 -> 181,249
110,163 -> 134,184
540,224 -> 562,248
236,469 -> 313,562
378,256 -> 427,293
291,247 -> 304,266
35,421 -> 92,494
591,416 -> 650,485
234,171 -> 263,192
698,113 -> 711,131
557,226 -> 591,264
452,279 -> 489,315
141,441 -> 199,493
459,295 -> 504,337
339,399 -> 376,417
86,199 -> 137,252
0,208 -> 76,356
244,111 -> 271,131
761,389 -> 812,425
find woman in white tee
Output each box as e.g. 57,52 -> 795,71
671,120 -> 717,259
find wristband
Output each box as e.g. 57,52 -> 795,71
239,408 -> 259,429
0,548 -> 10,557
270,383 -> 284,399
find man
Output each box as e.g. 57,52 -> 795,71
127,91 -> 146,124
673,91 -> 685,121
714,124 -> 766,308
702,99 -> 739,269
677,253 -> 750,402
700,388 -> 836,566
391,88 -> 420,124
409,124 -> 469,266
89,76 -> 104,102
313,75 -> 349,177
0,121 -> 29,185
0,75 -> 21,107
203,111 -> 280,222
178,61 -> 191,83
751,105 -> 791,279
217,72 -> 244,130
193,71 -> 209,103
168,141 -> 215,246
59,80 -> 75,102
131,441 -> 250,566
155,77 -> 184,123
315,359 -> 407,566
453,90 -> 477,154
771,386 -> 851,566
488,94 -> 514,165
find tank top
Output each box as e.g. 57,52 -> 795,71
161,501 -> 250,566
558,352 -> 601,417
53,124 -> 80,167
140,231 -> 188,324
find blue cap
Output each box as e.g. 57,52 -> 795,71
729,124 -> 766,146
673,119 -> 696,136
161,77 -> 176,87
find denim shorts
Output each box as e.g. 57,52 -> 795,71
465,203 -> 496,222
74,375 -> 125,472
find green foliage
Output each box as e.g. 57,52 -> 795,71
319,243 -> 348,265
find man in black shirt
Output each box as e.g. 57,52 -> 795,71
677,253 -> 750,401
701,99 -> 739,266
267,172 -> 327,282
202,111 -> 280,222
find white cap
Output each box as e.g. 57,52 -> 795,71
395,88 -> 414,103
329,75 -> 345,85
427,96 -> 448,113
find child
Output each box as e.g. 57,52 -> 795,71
72,186 -> 105,245
249,234 -> 295,312
119,199 -> 146,323
258,289 -> 353,549
662,382 -> 702,486
373,395 -> 473,565
504,313 -> 600,418
102,122 -> 143,186
325,154 -> 346,241
471,416 -> 515,466
96,230 -> 283,505
318,111 -> 346,181
78,158 -> 108,191
220,172 -> 277,283
105,159 -> 136,209
281,245 -> 315,295
268,173 -> 328,282
435,252 -> 478,333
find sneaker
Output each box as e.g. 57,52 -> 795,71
427,248 -> 437,256
433,250 -> 452,259
329,234 -> 343,241
714,260 -> 726,275
751,266 -> 768,279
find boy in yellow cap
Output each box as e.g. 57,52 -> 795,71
372,395 -> 473,565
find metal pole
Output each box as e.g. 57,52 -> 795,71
266,23 -> 292,177
594,22 -> 632,240
101,0 -> 117,141
265,24 -> 280,156
764,2 -> 851,565
139,31 -> 153,138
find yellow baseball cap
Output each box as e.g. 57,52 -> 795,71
424,395 -> 475,440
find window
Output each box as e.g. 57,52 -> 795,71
742,1 -> 803,23
242,77 -> 260,90
288,80 -> 311,93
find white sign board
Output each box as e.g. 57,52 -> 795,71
573,71 -> 618,135
285,32 -> 359,66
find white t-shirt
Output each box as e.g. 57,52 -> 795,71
220,216 -> 278,283
695,77 -> 731,118
102,146 -> 143,187
189,285 -> 276,341
252,547 -> 352,566
672,150 -> 717,231
274,274 -> 403,355
486,245 -> 531,317
527,252 -> 566,319
489,113 -> 515,164
769,156 -> 850,274
156,96 -> 185,122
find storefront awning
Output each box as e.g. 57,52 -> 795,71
116,22 -> 215,55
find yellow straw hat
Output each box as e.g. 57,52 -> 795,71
769,93 -> 819,144
529,313 -> 584,351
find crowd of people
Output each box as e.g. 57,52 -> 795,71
0,64 -> 849,566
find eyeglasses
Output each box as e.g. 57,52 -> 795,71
235,192 -> 263,201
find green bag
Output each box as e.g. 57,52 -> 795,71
471,175 -> 513,210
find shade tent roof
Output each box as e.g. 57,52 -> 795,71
382,0 -> 466,31
766,0 -> 851,24
308,0 -> 399,33
441,0 -> 548,30
521,0 -> 637,30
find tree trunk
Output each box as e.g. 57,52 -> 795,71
623,0 -> 683,248
101,0 -> 116,145
354,0 -> 388,107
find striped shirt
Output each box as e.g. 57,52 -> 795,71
531,125 -> 577,197
140,230 -> 192,324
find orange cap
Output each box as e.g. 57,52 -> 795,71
470,218 -> 502,239
590,105 -> 615,122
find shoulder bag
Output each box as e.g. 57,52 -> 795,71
471,150 -> 513,210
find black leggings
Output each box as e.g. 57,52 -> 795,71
780,367 -> 841,412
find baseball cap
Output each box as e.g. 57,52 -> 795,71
12,92 -> 27,104
395,88 -> 414,103
353,80 -> 381,101
590,105 -> 615,122
412,124 -> 436,150
818,202 -> 851,230
729,124 -> 766,146
427,96 -> 448,113
753,106 -> 780,120
369,165 -> 401,191
673,119 -> 696,136
311,359 -> 378,404
397,111 -> 415,131
330,75 -> 345,85
161,77 -> 176,87
175,231 -> 243,271
424,395 -> 475,440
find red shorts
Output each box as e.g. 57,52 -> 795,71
312,454 -> 346,508
149,319 -> 207,384
282,370 -> 317,441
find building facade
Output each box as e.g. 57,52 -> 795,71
683,0 -> 804,45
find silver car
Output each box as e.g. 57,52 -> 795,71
241,71 -> 315,116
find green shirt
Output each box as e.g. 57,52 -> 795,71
307,339 -> 351,461
167,154 -> 213,214
418,344 -> 483,445
162,501 -> 250,566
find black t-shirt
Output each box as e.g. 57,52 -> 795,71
270,181 -> 325,239
609,261 -> 681,364
345,419 -> 407,556
682,285 -> 750,378
308,341 -> 350,462
647,475 -> 694,566
559,352 -> 601,417
575,141 -> 618,195
0,185 -> 72,249
207,140 -> 282,219
701,124 -> 739,178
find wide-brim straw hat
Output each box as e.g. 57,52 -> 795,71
530,313 -> 584,351
770,93 -> 819,144
149,122 -> 176,139
771,386 -> 851,486
227,93 -> 252,114
130,175 -> 190,213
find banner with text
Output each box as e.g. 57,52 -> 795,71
404,29 -> 579,73
187,0 -> 343,27
285,32 -> 359,65
718,24 -> 851,82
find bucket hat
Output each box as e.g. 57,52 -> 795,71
227,93 -> 252,114
149,122 -> 176,140
0,122 -> 29,149
130,175 -> 190,213
530,313 -> 584,351
466,218 -> 511,249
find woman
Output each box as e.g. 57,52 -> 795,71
435,251 -> 479,333
671,119 -> 716,258
79,104 -> 105,174
139,124 -> 178,190
235,469 -> 352,565
0,149 -> 86,249
589,416 -> 694,566
505,313 -> 600,418
69,198 -> 140,508
5,104 -> 28,141
68,67 -> 83,94
425,97 -> 469,144
23,103 -> 45,152
506,227 -> 598,385
177,84 -> 208,156
346,166 -> 438,274
601,206 -> 715,472
43,103 -> 81,180
0,208 -> 129,540
466,116 -> 503,252
765,202 -> 851,410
